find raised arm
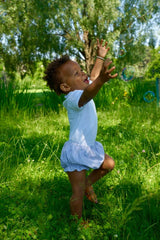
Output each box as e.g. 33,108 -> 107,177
79,59 -> 118,107
90,39 -> 110,81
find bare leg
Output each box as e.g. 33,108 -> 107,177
86,154 -> 115,186
67,170 -> 86,219
85,154 -> 115,202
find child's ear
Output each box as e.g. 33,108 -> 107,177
60,83 -> 71,93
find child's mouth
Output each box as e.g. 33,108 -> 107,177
83,78 -> 89,84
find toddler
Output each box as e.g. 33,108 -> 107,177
44,39 -> 118,220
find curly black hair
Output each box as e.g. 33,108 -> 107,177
43,55 -> 70,95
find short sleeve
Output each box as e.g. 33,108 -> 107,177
63,90 -> 84,111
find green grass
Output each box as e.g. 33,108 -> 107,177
0,77 -> 160,239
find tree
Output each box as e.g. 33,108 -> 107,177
145,47 -> 160,80
0,0 -> 61,77
0,0 -> 159,77
51,0 -> 120,73
148,30 -> 157,49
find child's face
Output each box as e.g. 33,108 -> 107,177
60,60 -> 89,93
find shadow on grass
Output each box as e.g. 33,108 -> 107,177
0,162 -> 159,239
0,124 -> 22,141
116,183 -> 160,240
90,178 -> 160,240
0,168 -> 83,239
1,90 -> 65,114
0,116 -> 69,173
0,123 -> 78,238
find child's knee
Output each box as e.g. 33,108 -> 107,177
108,158 -> 115,171
101,154 -> 115,171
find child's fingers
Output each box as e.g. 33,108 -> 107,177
97,39 -> 109,48
109,73 -> 118,79
100,39 -> 103,45
107,66 -> 116,74
106,47 -> 110,52
104,60 -> 112,68
104,58 -> 111,63
104,41 -> 108,47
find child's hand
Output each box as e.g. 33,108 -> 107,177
99,58 -> 118,83
97,39 -> 110,58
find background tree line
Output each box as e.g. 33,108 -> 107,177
0,0 -> 159,79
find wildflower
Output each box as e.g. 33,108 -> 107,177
114,234 -> 118,238
123,90 -> 128,97
142,149 -> 145,153
36,103 -> 43,107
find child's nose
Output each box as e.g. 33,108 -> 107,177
82,71 -> 87,77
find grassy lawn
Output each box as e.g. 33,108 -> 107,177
0,79 -> 160,239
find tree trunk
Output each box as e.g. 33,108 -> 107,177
83,31 -> 96,75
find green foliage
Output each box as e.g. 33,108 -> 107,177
14,62 -> 46,90
0,72 -> 157,115
0,91 -> 160,239
0,76 -> 160,239
0,0 -> 159,76
145,47 -> 160,80
0,0 -> 61,76
94,76 -> 157,108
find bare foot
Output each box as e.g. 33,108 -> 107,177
79,219 -> 90,229
85,185 -> 98,204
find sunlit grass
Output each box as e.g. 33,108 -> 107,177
0,78 -> 160,239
